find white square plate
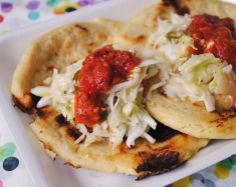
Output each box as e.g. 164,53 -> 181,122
0,0 -> 236,187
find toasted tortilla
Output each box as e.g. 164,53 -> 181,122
147,93 -> 236,139
115,0 -> 236,139
11,20 -> 122,110
114,0 -> 236,50
31,106 -> 208,179
11,15 -> 208,178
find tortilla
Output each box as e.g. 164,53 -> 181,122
147,92 -> 236,139
114,0 -> 236,50
11,20 -> 122,110
115,0 -> 236,139
11,8 -> 208,179
31,106 -> 208,179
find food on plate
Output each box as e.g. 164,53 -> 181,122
10,18 -> 208,179
116,0 -> 236,139
12,0 -> 236,180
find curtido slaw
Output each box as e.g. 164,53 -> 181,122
31,55 -> 162,147
148,13 -> 236,112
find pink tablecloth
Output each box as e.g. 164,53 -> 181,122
0,1 -> 236,187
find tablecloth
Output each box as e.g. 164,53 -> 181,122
0,0 -> 236,187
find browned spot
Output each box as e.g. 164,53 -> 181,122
67,126 -> 82,140
12,94 -> 34,114
218,111 -> 236,118
75,24 -> 88,32
162,0 -> 190,15
87,49 -> 93,54
64,162 -> 81,169
88,42 -> 95,47
192,102 -> 204,107
137,149 -> 179,170
137,161 -> 185,180
97,33 -> 108,41
36,107 -> 55,120
36,108 -> 46,118
209,111 -> 236,127
116,142 -> 128,154
55,114 -> 70,126
116,139 -> 144,154
47,66 -> 54,71
154,145 -> 172,153
210,117 -> 231,127
136,150 -> 179,180
150,43 -> 158,49
134,35 -> 146,43
84,42 -> 96,50
177,133 -> 188,142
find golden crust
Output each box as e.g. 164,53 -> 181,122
147,93 -> 236,139
31,107 -> 208,179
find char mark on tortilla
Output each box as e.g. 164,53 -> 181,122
136,149 -> 180,180
12,94 -> 40,114
67,126 -> 82,141
162,0 -> 190,15
55,114 -> 70,126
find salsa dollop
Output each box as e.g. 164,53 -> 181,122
188,14 -> 236,66
74,45 -> 141,127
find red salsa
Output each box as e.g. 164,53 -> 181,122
188,14 -> 236,66
74,45 -> 141,127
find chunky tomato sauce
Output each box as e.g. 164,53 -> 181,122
188,14 -> 236,66
74,45 -> 141,127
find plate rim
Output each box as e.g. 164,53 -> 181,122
0,0 -> 236,186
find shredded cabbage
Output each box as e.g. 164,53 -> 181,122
31,60 -> 83,123
164,54 -> 236,112
149,13 -> 193,62
158,35 -> 194,62
149,13 -> 191,46
106,66 -> 160,147
107,82 -> 157,147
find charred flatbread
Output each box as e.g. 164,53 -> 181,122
116,0 -> 236,139
31,106 -> 208,179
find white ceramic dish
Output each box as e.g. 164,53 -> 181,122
0,0 -> 236,187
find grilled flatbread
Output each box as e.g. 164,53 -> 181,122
147,93 -> 236,139
31,106 -> 208,179
11,4 -> 208,179
147,0 -> 236,139
11,20 -> 122,104
115,0 -> 236,139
